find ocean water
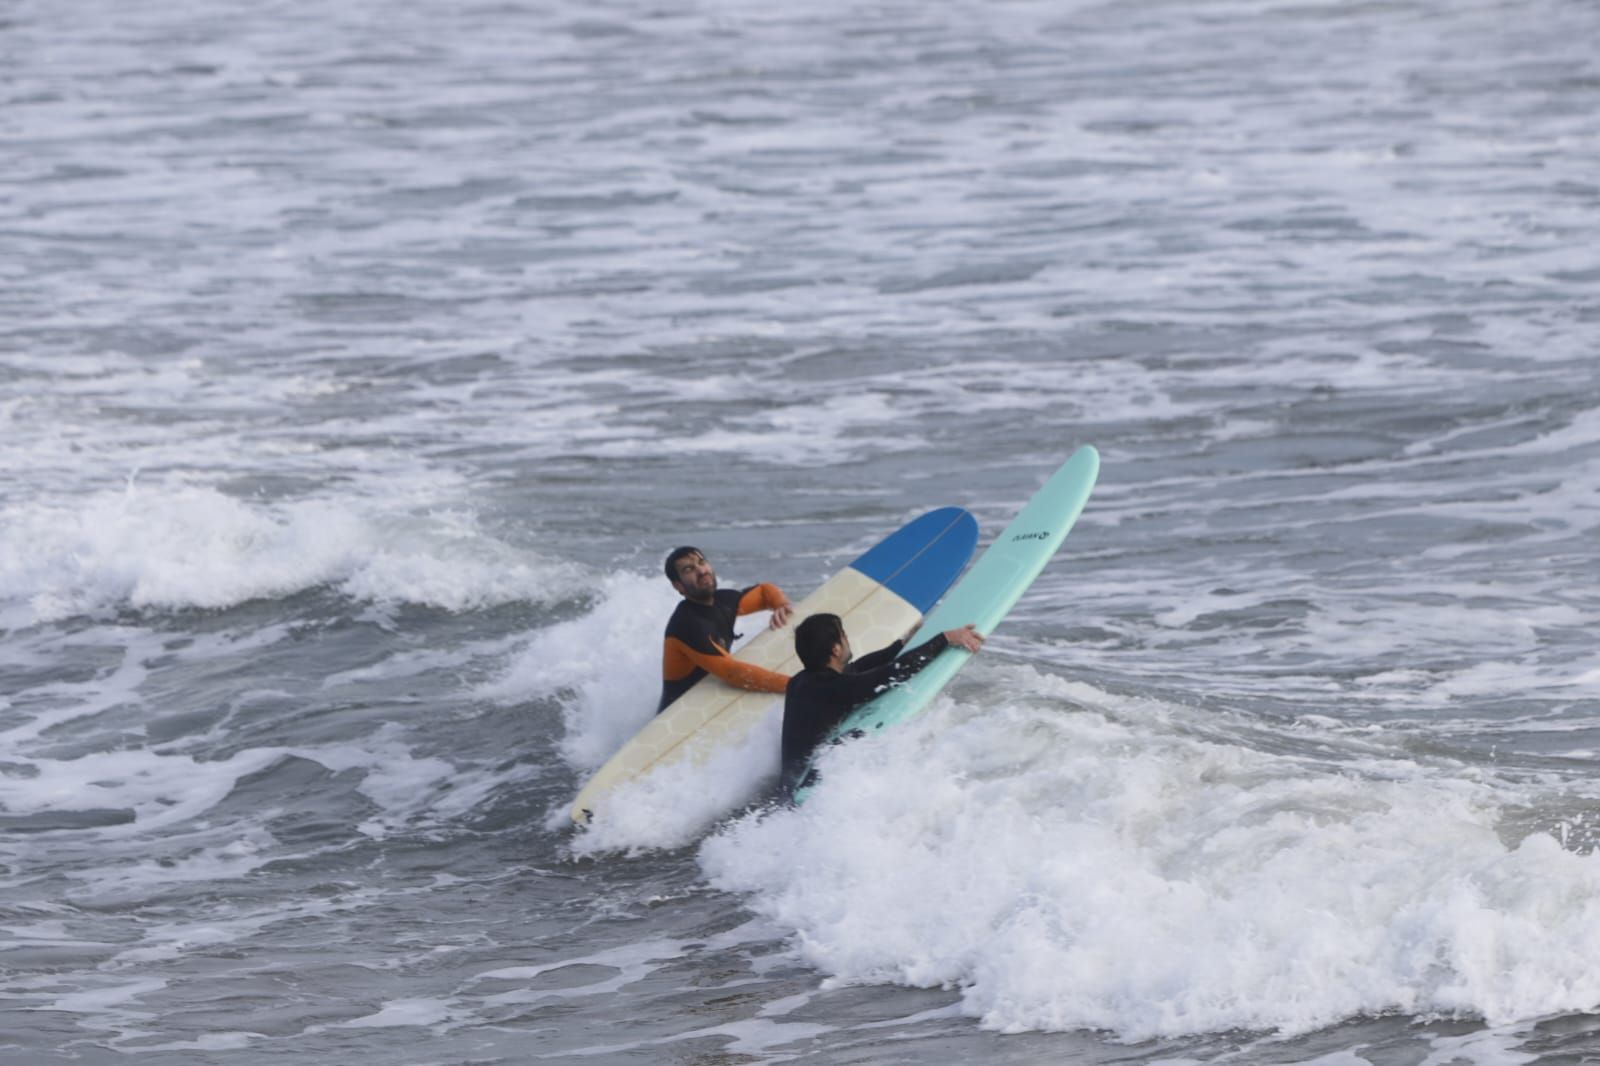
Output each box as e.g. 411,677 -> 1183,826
3,0 -> 1599,1062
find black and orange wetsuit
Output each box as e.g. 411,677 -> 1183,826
658,583 -> 791,713
778,632 -> 951,795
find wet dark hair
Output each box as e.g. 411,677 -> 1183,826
665,546 -> 703,583
795,612 -> 845,671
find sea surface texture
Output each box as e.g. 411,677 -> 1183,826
4,0 -> 1599,1062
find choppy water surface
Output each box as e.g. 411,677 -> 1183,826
3,0 -> 1599,1062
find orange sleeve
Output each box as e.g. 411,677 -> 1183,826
737,583 -> 789,616
665,637 -> 789,694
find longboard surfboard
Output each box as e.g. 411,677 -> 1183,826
570,506 -> 979,825
795,446 -> 1100,803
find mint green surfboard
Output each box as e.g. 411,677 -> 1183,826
795,445 -> 1100,802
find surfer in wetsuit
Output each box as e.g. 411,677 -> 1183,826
780,613 -> 984,796
658,546 -> 794,714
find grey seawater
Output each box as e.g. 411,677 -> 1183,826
2,0 -> 1598,1062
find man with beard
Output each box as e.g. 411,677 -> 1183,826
657,546 -> 794,713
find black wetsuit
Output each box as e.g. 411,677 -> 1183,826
658,584 -> 789,713
779,632 -> 951,795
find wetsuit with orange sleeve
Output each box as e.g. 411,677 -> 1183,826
778,632 -> 951,795
658,583 -> 791,713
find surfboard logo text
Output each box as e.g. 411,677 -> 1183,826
1012,530 -> 1051,541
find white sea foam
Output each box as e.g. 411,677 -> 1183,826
0,481 -> 586,623
483,571 -> 676,773
583,391 -> 924,466
1422,1027 -> 1539,1066
0,724 -> 481,884
121,1033 -> 260,1053
104,902 -> 281,967
0,625 -> 158,744
470,937 -> 693,1005
47,976 -> 167,1016
568,704 -> 783,856
0,746 -> 284,838
701,671 -> 1600,1039
337,998 -> 457,1029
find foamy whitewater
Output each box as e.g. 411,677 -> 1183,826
4,0 -> 1599,1062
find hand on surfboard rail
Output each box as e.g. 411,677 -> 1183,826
942,624 -> 985,654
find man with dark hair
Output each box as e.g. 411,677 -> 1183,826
658,547 -> 795,713
780,613 -> 983,794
